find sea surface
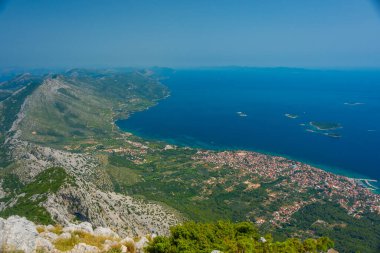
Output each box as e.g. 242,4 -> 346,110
117,68 -> 380,183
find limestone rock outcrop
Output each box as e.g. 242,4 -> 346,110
0,215 -> 151,253
0,216 -> 38,253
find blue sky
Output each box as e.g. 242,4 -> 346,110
0,0 -> 380,68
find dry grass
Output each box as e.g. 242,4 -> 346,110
48,225 -> 63,235
36,248 -> 48,253
104,241 -> 136,253
1,243 -> 26,252
36,226 -> 45,233
54,231 -> 120,251
105,244 -> 122,253
54,236 -> 79,251
74,231 -> 112,248
123,240 -> 136,253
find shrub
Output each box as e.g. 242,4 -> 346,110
145,221 -> 334,253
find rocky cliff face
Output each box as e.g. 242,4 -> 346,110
0,215 -> 150,253
44,180 -> 180,237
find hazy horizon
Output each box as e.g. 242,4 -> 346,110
1,0 -> 380,69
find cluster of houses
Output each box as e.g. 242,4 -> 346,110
195,150 -> 380,224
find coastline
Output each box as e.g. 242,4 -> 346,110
116,121 -> 380,193
115,71 -> 380,194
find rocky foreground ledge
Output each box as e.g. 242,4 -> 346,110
0,216 -> 151,253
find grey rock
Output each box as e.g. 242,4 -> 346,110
0,217 -> 5,250
36,237 -> 54,252
93,227 -> 119,238
0,216 -> 38,253
135,236 -> 149,250
62,222 -> 93,234
121,244 -> 128,253
78,222 -> 94,233
120,236 -> 134,244
69,243 -> 100,253
40,231 -> 59,241
58,232 -> 72,240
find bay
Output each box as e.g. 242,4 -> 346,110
117,68 -> 380,183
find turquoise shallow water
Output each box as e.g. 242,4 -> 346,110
117,68 -> 380,186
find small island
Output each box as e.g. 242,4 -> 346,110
237,111 -> 248,117
344,102 -> 364,106
310,121 -> 342,131
323,132 -> 342,138
285,113 -> 299,119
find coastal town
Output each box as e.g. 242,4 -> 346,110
194,150 -> 380,225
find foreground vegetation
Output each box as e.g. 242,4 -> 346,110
146,221 -> 334,253
277,202 -> 380,253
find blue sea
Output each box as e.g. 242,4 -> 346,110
117,68 -> 380,183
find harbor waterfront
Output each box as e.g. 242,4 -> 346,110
117,68 -> 380,188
